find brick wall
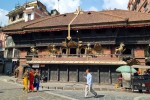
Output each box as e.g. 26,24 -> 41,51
38,49 -> 49,55
19,50 -> 27,58
103,47 -> 111,55
18,59 -> 26,79
134,47 -> 145,58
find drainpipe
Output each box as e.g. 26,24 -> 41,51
67,6 -> 81,40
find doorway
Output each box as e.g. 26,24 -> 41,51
70,48 -> 76,55
80,48 -> 85,54
62,49 -> 66,54
122,48 -> 132,55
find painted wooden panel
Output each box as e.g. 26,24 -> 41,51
79,66 -> 87,82
90,66 -> 99,83
111,67 -> 120,84
59,66 -> 68,82
69,66 -> 77,82
100,66 -> 110,84
50,65 -> 58,81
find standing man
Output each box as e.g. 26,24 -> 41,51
84,69 -> 97,98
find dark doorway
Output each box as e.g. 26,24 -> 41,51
70,48 -> 76,55
80,48 -> 85,54
62,49 -> 66,54
122,48 -> 132,55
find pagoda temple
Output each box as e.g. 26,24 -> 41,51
2,8 -> 150,84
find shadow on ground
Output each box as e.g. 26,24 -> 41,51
85,95 -> 105,99
0,91 -> 3,93
96,95 -> 105,98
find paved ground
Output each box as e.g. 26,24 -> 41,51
48,90 -> 150,100
0,75 -> 120,91
0,80 -> 70,100
0,75 -> 150,100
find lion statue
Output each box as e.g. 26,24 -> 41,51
115,43 -> 126,55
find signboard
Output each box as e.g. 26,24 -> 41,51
12,59 -> 18,61
32,64 -> 39,68
40,64 -> 45,67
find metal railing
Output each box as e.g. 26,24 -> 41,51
26,54 -> 133,61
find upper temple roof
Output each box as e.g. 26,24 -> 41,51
3,9 -> 150,34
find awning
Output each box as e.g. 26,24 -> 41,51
131,65 -> 150,69
27,60 -> 126,65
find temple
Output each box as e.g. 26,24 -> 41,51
2,8 -> 150,84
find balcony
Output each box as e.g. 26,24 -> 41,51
26,54 -> 129,65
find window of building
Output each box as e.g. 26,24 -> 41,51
28,13 -> 31,20
19,13 -> 23,19
12,16 -> 16,21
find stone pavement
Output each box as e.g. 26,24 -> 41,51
0,75 -> 150,100
47,90 -> 150,100
0,75 -> 121,92
0,80 -> 73,100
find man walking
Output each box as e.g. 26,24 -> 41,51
84,69 -> 97,98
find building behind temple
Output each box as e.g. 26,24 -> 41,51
128,0 -> 150,13
0,27 -> 5,73
7,0 -> 49,25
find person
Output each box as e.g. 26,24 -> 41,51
144,70 -> 150,93
23,70 -> 29,93
44,71 -> 48,82
29,69 -> 34,92
34,70 -> 40,92
118,74 -> 123,87
84,69 -> 97,98
143,71 -> 149,78
134,72 -> 143,93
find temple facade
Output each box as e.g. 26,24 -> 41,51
2,9 -> 150,84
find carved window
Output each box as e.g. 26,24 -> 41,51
144,2 -> 148,12
12,16 -> 16,21
14,49 -> 20,58
7,49 -> 13,58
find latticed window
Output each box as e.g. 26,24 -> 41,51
144,2 -> 148,12
14,49 -> 20,58
7,49 -> 13,58
137,0 -> 140,4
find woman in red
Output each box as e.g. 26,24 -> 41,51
29,69 -> 34,92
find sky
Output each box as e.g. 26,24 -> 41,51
0,0 -> 129,26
